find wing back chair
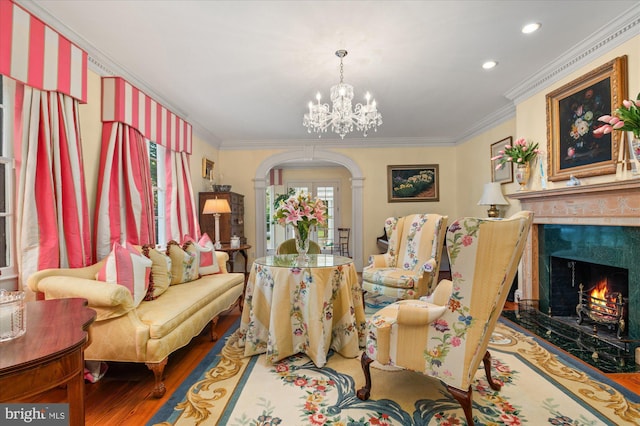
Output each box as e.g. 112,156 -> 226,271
357,211 -> 533,426
362,214 -> 448,299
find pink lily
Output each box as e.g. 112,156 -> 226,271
623,100 -> 634,109
598,115 -> 612,122
613,120 -> 625,129
609,116 -> 620,125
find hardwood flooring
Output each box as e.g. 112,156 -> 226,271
26,301 -> 640,425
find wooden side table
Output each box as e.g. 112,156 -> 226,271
0,298 -> 96,426
217,243 -> 251,275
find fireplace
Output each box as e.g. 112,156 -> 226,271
549,255 -> 629,338
509,180 -> 640,357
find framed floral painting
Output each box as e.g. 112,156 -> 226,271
387,164 -> 439,202
490,137 -> 513,184
546,56 -> 627,181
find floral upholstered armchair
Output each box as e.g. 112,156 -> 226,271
357,211 -> 533,426
362,214 -> 448,299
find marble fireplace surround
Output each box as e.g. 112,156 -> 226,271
508,179 -> 640,335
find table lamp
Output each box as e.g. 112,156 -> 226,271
203,198 -> 231,249
477,182 -> 509,218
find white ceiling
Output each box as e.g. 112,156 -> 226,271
20,1 -> 640,148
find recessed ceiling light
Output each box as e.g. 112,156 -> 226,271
522,22 -> 541,34
482,60 -> 497,70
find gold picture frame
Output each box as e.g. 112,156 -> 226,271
546,56 -> 627,182
387,164 -> 439,202
202,157 -> 215,179
490,137 -> 514,184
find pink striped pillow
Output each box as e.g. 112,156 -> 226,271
97,242 -> 152,307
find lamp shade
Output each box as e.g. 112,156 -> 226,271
477,182 -> 509,206
203,198 -> 231,214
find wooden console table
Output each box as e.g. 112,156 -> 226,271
0,298 -> 96,426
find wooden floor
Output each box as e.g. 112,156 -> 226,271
28,303 -> 640,426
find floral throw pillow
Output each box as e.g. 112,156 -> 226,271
166,240 -> 197,285
96,242 -> 152,307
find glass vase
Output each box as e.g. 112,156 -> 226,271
293,225 -> 310,261
515,163 -> 531,191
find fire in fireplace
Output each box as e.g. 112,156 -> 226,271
577,281 -> 626,338
549,256 -> 629,338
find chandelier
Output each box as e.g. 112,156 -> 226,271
303,50 -> 382,139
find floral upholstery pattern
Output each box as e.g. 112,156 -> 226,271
362,214 -> 448,299
361,211 -> 533,418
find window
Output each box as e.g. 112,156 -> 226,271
148,141 -> 166,246
0,75 -> 17,287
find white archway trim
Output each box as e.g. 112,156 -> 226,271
254,149 -> 365,270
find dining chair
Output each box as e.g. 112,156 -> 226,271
357,211 -> 533,426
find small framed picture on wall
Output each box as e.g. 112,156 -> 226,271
491,137 -> 513,184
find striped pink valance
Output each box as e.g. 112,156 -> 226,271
0,0 -> 87,102
102,76 -> 192,154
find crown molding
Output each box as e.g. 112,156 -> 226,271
455,103 -> 516,145
218,136 -> 457,151
505,4 -> 640,104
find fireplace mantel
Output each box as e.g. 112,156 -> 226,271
508,179 -> 640,227
506,179 -> 640,301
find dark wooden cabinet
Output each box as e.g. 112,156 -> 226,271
198,191 -> 245,244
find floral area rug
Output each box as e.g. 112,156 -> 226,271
149,318 -> 640,426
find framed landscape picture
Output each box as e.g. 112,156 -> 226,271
387,164 -> 439,202
546,56 -> 627,181
491,137 -> 514,184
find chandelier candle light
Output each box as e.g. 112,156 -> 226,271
303,50 -> 382,139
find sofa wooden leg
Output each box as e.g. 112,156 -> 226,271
483,350 -> 502,391
146,358 -> 168,398
446,384 -> 474,426
356,352 -> 374,400
210,316 -> 220,341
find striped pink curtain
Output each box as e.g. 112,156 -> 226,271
12,80 -> 92,287
165,149 -> 199,241
94,122 -> 154,260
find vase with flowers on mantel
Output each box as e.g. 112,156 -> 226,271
515,162 -> 532,191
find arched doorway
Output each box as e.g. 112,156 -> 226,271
254,148 -> 364,270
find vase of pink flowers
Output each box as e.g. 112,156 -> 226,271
594,94 -> 640,175
274,191 -> 328,260
491,138 -> 539,191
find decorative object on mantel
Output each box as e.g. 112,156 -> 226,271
491,138 -> 539,191
213,184 -> 232,192
274,191 -> 327,261
566,175 -> 581,187
477,182 -> 509,218
546,56 -> 627,182
594,92 -> 640,176
303,49 -> 382,139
